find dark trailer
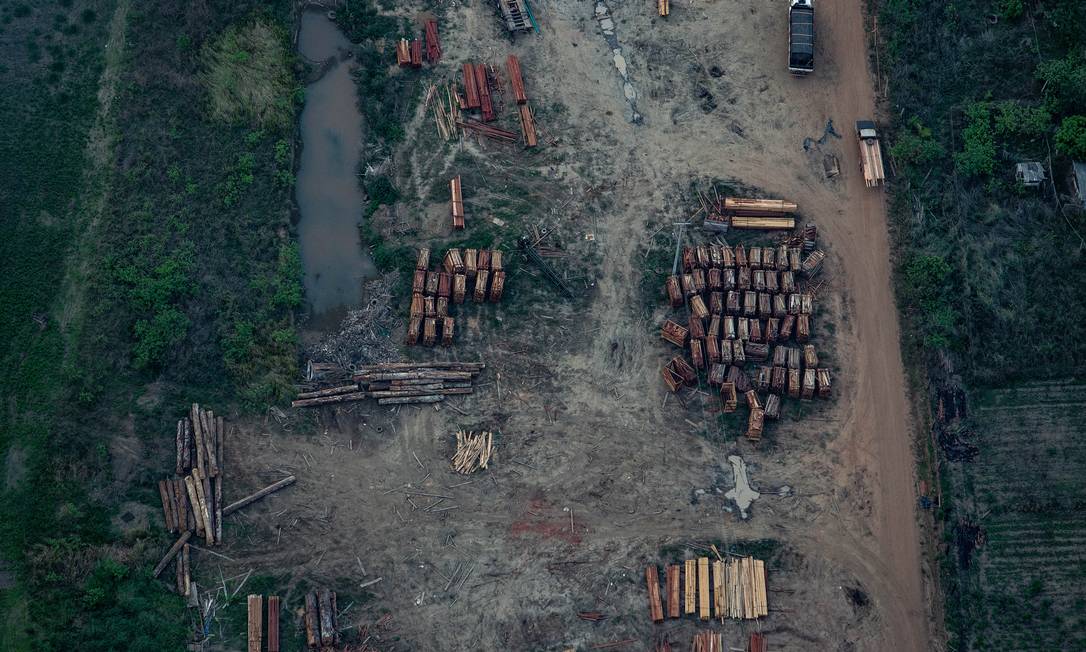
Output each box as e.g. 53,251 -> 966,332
788,0 -> 815,75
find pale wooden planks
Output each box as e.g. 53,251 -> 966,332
649,555 -> 767,623
697,557 -> 710,620
684,559 -> 697,614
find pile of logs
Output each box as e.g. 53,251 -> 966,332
304,588 -> 340,650
247,594 -> 281,652
407,246 -> 505,347
154,404 -> 296,598
645,556 -> 768,624
704,196 -> 798,232
659,234 -> 832,441
452,429 -> 495,474
292,362 -> 486,408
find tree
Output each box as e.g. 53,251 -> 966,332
1055,115 -> 1086,160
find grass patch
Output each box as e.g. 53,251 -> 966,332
202,20 -> 295,129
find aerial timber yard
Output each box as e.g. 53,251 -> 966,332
6,0 -> 1086,650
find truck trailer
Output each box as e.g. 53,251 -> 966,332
856,120 -> 886,187
788,0 -> 815,75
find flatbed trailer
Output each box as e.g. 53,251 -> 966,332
856,120 -> 885,187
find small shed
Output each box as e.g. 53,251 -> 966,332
1015,161 -> 1045,188
1072,161 -> 1086,207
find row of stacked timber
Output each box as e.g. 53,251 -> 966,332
291,362 -> 486,408
304,589 -> 340,650
408,247 -> 506,346
678,241 -> 822,275
645,556 -> 768,623
704,196 -> 798,232
395,19 -> 441,67
247,594 -> 281,652
506,55 -> 538,147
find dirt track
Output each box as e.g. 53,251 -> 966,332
216,1 -> 933,649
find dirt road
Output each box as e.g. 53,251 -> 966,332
217,1 -> 933,649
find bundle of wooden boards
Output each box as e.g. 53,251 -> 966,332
645,556 -> 768,624
704,196 -> 798,232
407,246 -> 506,347
247,594 -> 281,652
459,61 -> 496,121
394,19 -> 440,67
505,55 -> 538,147
658,0 -> 670,16
450,175 -> 465,229
292,362 -> 486,408
452,429 -> 495,473
659,237 -> 832,441
304,588 -> 340,650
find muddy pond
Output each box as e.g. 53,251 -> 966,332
295,11 -> 375,327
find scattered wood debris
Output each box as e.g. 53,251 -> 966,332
452,429 -> 495,474
690,630 -> 723,652
426,84 -> 460,141
645,556 -> 768,623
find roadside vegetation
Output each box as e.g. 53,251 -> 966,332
876,0 -> 1086,648
0,1 -> 298,649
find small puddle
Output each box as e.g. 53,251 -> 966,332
295,11 -> 376,324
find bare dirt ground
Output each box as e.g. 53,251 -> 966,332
210,0 -> 936,649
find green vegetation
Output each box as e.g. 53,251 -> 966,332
0,1 -> 298,649
202,21 -> 295,128
877,0 -> 1086,649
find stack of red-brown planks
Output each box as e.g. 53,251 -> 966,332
505,55 -> 538,147
659,232 -> 832,441
424,19 -> 442,63
291,362 -> 485,408
304,588 -> 340,650
395,39 -> 411,67
407,246 -> 505,347
645,556 -> 768,624
749,632 -> 768,652
691,631 -> 723,652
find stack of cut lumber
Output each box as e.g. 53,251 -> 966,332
450,175 -> 465,229
658,0 -> 670,16
749,632 -> 768,652
410,39 -> 423,68
506,55 -> 539,147
457,119 -> 518,142
645,556 -> 768,624
424,19 -> 442,63
407,247 -> 505,347
657,234 -> 832,440
462,63 -> 481,109
304,588 -> 339,650
452,429 -> 494,474
395,39 -> 411,66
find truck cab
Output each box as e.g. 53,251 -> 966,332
789,0 -> 815,75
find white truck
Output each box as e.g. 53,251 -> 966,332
856,120 -> 886,187
788,0 -> 815,75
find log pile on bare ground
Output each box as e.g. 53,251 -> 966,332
452,429 -> 495,473
291,362 -> 486,408
155,404 -> 296,620
658,228 -> 832,442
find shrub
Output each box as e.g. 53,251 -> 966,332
1055,115 -> 1086,160
890,116 -> 944,170
994,101 -> 1051,139
956,102 -> 996,178
1036,52 -> 1086,114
